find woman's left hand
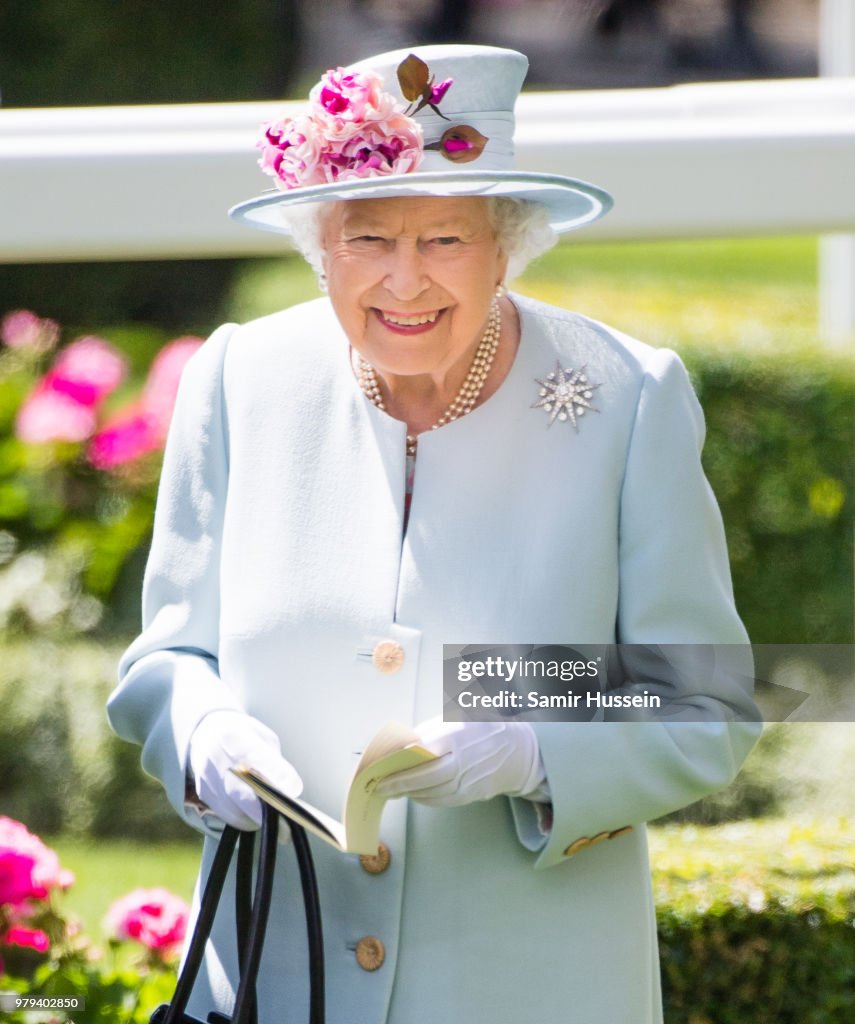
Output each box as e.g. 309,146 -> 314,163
374,719 -> 545,807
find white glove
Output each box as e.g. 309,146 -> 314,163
188,710 -> 303,832
374,718 -> 545,807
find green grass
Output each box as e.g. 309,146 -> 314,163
515,235 -> 819,355
48,837 -> 202,941
650,817 -> 855,912
223,235 -> 823,355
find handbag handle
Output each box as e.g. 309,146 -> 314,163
155,803 -> 325,1024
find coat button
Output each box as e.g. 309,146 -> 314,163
589,831 -> 610,847
372,641 -> 404,674
359,842 -> 391,875
608,825 -> 634,840
355,936 -> 385,971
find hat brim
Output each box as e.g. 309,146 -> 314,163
229,170 -> 613,236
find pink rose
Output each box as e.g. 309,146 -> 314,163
310,68 -> 392,124
0,850 -> 40,907
259,115 -> 327,190
140,336 -> 202,437
323,114 -> 423,183
3,926 -> 50,954
429,78 -> 453,106
87,336 -> 201,471
0,817 -> 73,909
15,335 -> 127,444
1,310 -> 59,353
15,383 -> 97,444
88,406 -> 161,470
259,66 -> 423,191
48,336 -> 126,407
143,337 -> 202,398
105,888 -> 189,960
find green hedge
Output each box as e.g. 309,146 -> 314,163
0,639 -> 187,840
685,344 -> 854,644
652,819 -> 855,1023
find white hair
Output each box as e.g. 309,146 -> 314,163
277,196 -> 557,284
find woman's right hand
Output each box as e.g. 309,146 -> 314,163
188,709 -> 303,831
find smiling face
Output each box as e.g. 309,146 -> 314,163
321,196 -> 508,380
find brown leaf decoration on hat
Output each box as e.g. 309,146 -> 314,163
397,54 -> 453,119
398,55 -> 429,102
434,125 -> 489,164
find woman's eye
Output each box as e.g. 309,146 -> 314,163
343,235 -> 385,247
432,236 -> 461,246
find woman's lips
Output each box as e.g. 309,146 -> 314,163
373,308 -> 445,335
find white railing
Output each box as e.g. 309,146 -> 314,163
1,77 -> 854,336
819,0 -> 855,343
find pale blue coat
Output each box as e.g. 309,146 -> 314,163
108,293 -> 758,1024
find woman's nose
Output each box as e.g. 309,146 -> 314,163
383,244 -> 429,301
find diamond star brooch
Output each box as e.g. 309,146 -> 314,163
532,362 -> 601,429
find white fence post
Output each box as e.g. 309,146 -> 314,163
819,0 -> 855,346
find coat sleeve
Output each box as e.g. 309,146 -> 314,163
512,346 -> 761,869
106,323 -> 244,833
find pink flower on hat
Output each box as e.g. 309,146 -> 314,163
260,115 -> 329,191
319,113 -> 423,183
311,68 -> 395,124
259,66 -> 424,190
429,78 -> 453,106
105,888 -> 189,960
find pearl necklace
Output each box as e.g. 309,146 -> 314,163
356,298 -> 502,457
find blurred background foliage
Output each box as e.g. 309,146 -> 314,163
0,319 -> 199,636
654,817 -> 855,1024
0,0 -> 303,330
0,0 -> 304,107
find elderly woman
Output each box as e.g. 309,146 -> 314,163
108,44 -> 758,1024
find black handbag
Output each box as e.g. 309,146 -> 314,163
151,803 -> 325,1024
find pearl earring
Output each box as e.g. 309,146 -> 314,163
318,272 -> 328,293
495,283 -> 506,298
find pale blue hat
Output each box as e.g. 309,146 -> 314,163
230,44 -> 612,235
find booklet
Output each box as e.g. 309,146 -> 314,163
232,721 -> 437,855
